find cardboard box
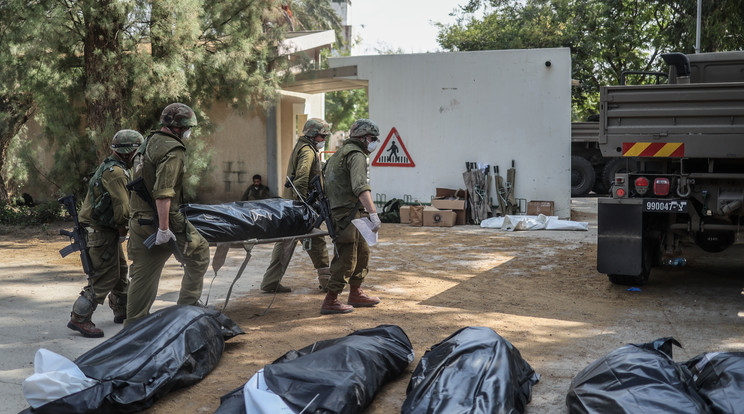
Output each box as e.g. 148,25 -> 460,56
431,198 -> 465,210
400,205 -> 410,224
432,188 -> 468,225
400,205 -> 437,225
436,188 -> 468,199
423,209 -> 457,227
527,200 -> 555,216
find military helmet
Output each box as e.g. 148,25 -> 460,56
302,118 -> 331,138
159,103 -> 197,128
349,118 -> 380,138
111,129 -> 144,154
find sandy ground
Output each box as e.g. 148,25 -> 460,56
2,197 -> 744,413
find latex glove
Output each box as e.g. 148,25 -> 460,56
155,228 -> 176,245
369,213 -> 381,233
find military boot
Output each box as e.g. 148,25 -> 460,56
108,293 -> 127,324
317,267 -> 331,292
68,293 -> 103,338
68,312 -> 103,338
347,284 -> 380,307
321,292 -> 353,314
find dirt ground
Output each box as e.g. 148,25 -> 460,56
3,197 -> 744,413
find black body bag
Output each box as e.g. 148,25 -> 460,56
215,324 -> 414,414
182,199 -> 315,243
401,326 -> 540,414
566,337 -> 710,414
22,305 -> 243,414
686,351 -> 744,414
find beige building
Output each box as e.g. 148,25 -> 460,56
191,30 -> 345,202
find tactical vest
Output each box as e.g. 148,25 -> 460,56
130,131 -> 185,216
324,139 -> 366,225
284,136 -> 322,199
87,156 -> 129,228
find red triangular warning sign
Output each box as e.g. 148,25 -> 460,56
371,127 -> 415,167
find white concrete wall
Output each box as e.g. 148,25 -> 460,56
329,48 -> 572,218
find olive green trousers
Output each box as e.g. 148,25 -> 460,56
125,218 -> 209,326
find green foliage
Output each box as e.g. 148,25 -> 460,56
0,200 -> 61,226
1,0 -> 347,202
182,135 -> 214,202
323,42 -> 369,133
439,0 -> 744,120
291,0 -> 346,47
326,89 -> 369,133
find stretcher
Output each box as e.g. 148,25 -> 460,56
206,228 -> 329,310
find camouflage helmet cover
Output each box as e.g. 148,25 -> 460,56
302,118 -> 331,138
159,103 -> 197,128
111,129 -> 144,154
349,118 -> 380,138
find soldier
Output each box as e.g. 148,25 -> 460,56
259,118 -> 331,293
125,103 -> 210,326
241,174 -> 270,201
320,119 -> 382,314
67,129 -> 144,338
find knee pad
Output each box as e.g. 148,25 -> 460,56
72,294 -> 96,317
108,293 -> 127,311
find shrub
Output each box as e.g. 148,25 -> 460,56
0,200 -> 62,226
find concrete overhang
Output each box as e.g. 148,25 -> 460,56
279,30 -> 335,55
281,65 -> 368,94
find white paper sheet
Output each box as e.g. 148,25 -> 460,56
352,218 -> 378,246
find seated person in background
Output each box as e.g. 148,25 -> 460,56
241,174 -> 270,201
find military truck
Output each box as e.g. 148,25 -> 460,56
596,51 -> 744,285
571,121 -> 627,197
571,121 -> 601,196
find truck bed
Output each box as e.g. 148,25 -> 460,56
599,82 -> 744,158
571,122 -> 600,143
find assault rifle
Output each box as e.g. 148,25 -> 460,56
305,175 -> 336,243
58,195 -> 94,280
126,177 -> 185,263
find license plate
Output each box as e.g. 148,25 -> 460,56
642,199 -> 688,213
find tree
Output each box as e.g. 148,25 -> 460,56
438,0 -> 744,120
1,0 -> 343,201
326,88 -> 369,133
0,1 -> 49,202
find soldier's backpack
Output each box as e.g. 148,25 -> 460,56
379,198 -> 404,223
88,157 -> 127,228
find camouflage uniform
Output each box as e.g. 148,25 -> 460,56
323,138 -> 372,293
260,118 -> 331,292
68,130 -> 143,338
241,184 -> 270,201
125,103 -> 210,326
320,119 -> 383,314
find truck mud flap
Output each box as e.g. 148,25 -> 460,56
597,198 -> 644,276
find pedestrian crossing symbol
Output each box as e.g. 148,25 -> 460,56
371,127 -> 415,167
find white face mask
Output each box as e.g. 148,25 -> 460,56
316,140 -> 326,150
366,139 -> 379,152
181,129 -> 192,140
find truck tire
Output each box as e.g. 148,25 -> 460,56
608,272 -> 649,285
571,156 -> 595,197
592,165 -> 610,194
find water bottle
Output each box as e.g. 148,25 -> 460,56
663,257 -> 686,266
